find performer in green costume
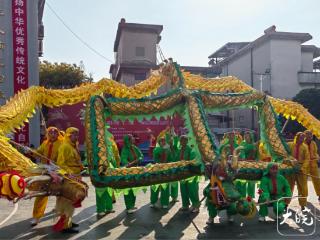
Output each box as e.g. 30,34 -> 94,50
95,137 -> 120,216
150,136 -> 173,208
169,134 -> 180,202
258,162 -> 292,222
235,131 -> 257,198
203,182 -> 238,224
95,187 -> 114,216
219,132 -> 239,159
203,162 -> 252,224
120,134 -> 143,213
177,135 -> 200,213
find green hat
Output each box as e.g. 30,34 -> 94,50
263,162 -> 278,176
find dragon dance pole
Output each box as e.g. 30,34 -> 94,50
9,140 -> 54,165
256,195 -> 299,206
9,139 -> 87,175
281,118 -> 290,133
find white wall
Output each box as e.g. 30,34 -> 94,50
118,30 -> 158,64
223,52 -> 252,129
301,51 -> 313,72
253,42 -> 271,73
270,39 -> 302,99
227,52 -> 251,84
219,42 -> 271,130
218,38 -> 315,130
252,41 -> 271,93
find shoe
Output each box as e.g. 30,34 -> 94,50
150,204 -> 156,208
97,212 -> 106,218
206,218 -> 214,225
127,208 -> 135,214
228,215 -> 234,223
105,210 -> 115,214
62,228 -> 79,234
301,206 -> 305,212
30,218 -> 39,226
259,216 -> 266,222
179,207 -> 189,212
162,205 -> 168,209
72,222 -> 79,228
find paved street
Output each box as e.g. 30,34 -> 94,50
1,177 -> 320,240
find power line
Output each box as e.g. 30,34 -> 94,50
157,45 -> 166,62
46,2 -> 113,63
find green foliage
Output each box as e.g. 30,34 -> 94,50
39,60 -> 93,89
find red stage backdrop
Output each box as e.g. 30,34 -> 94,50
47,103 -> 86,147
12,0 -> 29,144
47,103 -> 185,149
106,116 -> 185,149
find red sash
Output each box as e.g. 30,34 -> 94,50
180,148 -> 185,160
160,150 -> 167,163
271,177 -> 277,195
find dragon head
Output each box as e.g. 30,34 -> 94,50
0,172 -> 26,200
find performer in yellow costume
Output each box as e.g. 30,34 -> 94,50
54,127 -> 84,233
57,127 -> 83,175
304,130 -> 320,202
111,137 -> 121,168
287,132 -> 310,209
31,126 -> 63,226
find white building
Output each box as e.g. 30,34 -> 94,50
209,26 -> 320,129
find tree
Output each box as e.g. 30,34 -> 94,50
39,61 -> 93,129
39,61 -> 93,89
282,88 -> 320,134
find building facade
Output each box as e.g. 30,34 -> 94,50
209,26 -> 320,129
0,0 -> 45,146
109,18 -> 163,87
109,19 -> 229,133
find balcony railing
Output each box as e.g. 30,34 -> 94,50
298,72 -> 320,84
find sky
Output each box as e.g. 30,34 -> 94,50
43,0 -> 320,81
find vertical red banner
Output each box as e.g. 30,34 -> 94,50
12,0 -> 29,144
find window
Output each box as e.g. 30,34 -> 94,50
135,47 -> 145,57
134,73 -> 146,81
